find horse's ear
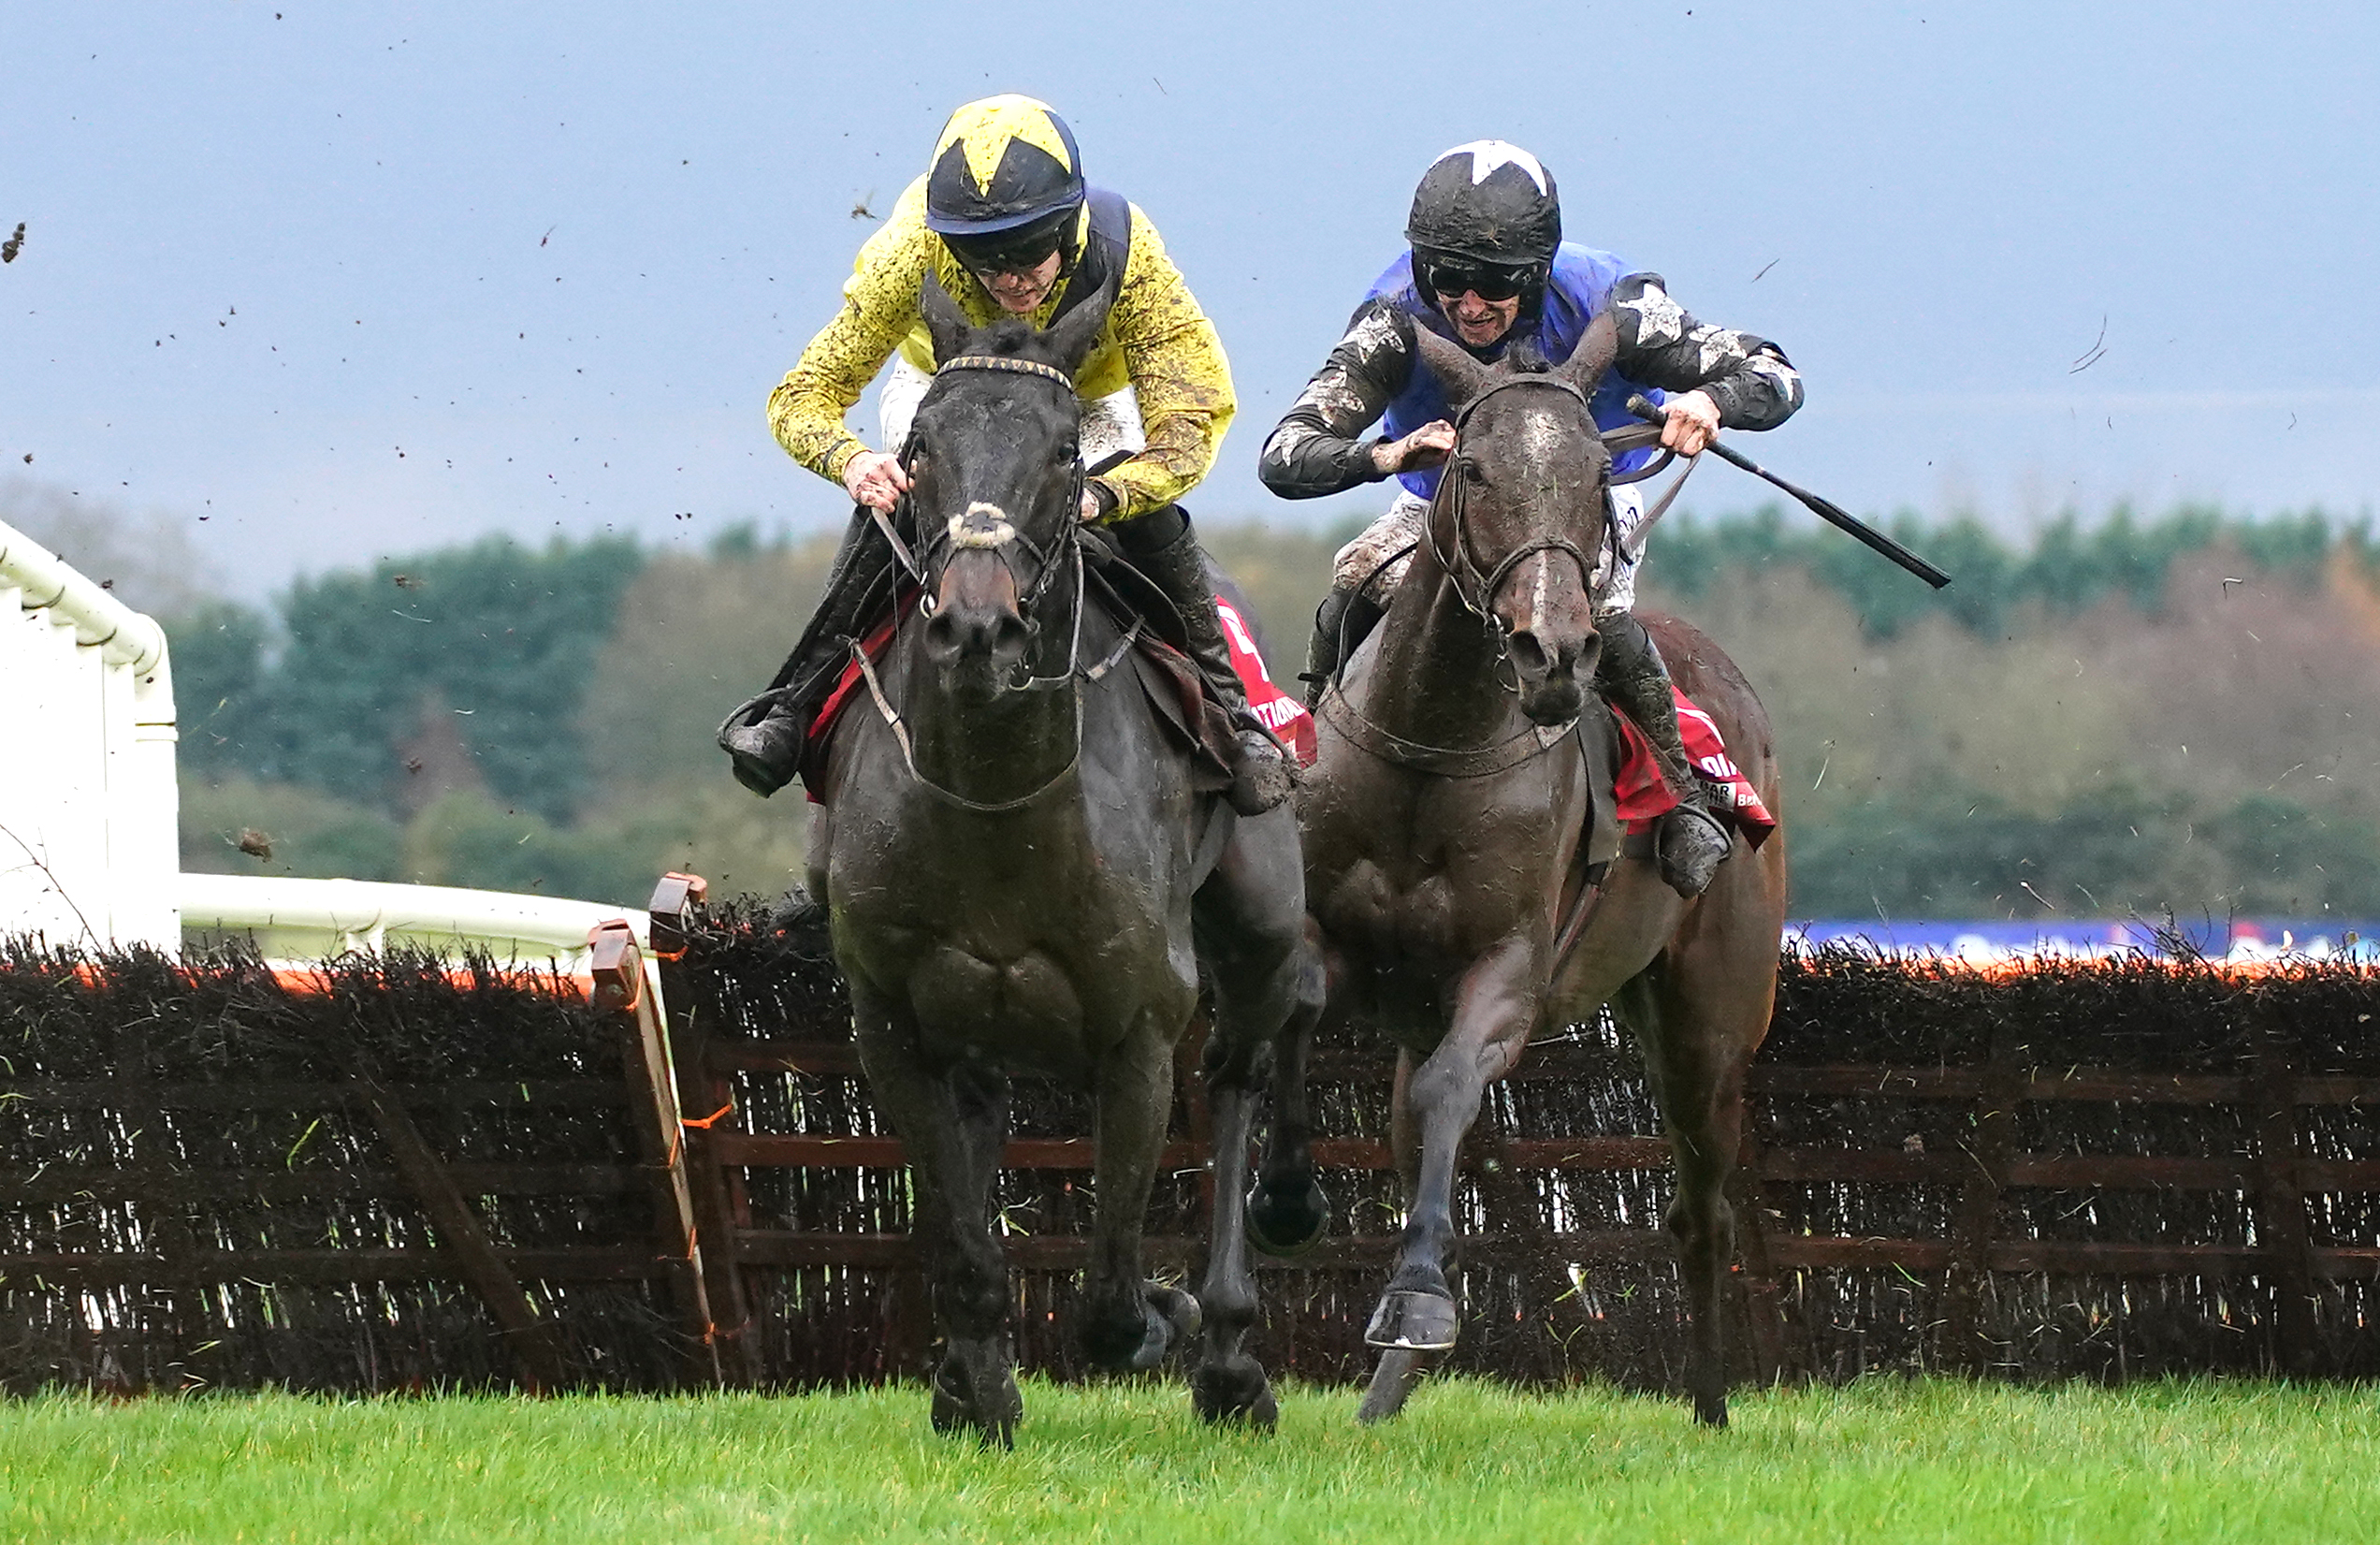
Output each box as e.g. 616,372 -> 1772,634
921,270 -> 972,365
1560,311 -> 1618,393
1412,326 -> 1494,414
1039,271 -> 1116,377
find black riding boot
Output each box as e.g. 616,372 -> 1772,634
1596,611 -> 1731,897
1299,583 -> 1386,710
1118,507 -> 1293,815
717,505 -> 893,797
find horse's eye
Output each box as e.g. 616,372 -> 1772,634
1462,461 -> 1487,485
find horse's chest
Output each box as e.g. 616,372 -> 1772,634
1311,778 -> 1572,969
828,805 -> 1194,1062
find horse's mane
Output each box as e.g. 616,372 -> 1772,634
947,317 -> 1062,369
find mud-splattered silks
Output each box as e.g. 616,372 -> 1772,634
1258,251 -> 1803,505
768,177 -> 1235,523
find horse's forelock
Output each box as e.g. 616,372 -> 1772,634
976,317 -> 1040,357
1504,338 -> 1555,375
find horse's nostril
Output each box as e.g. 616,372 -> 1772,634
925,605 -> 1030,670
989,614 -> 1031,663
1506,630 -> 1550,678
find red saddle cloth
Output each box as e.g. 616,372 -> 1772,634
804,592 -> 1317,804
1214,595 -> 1319,768
1613,689 -> 1777,841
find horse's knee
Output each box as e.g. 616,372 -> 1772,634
1200,1025 -> 1270,1089
1403,1054 -> 1487,1122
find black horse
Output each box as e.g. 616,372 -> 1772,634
804,277 -> 1325,1441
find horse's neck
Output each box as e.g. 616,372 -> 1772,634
1360,537 -> 1531,748
898,592 -> 1081,809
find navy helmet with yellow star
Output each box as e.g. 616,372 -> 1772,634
924,95 -> 1085,267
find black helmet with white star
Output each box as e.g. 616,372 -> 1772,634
1406,140 -> 1561,279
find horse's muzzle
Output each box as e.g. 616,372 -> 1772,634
923,601 -> 1031,678
1506,625 -> 1598,726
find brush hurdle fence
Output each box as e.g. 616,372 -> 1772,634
4,872 -> 2379,1392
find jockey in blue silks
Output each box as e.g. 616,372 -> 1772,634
1258,140 -> 1806,896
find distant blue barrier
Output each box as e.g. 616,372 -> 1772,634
1789,917 -> 2380,965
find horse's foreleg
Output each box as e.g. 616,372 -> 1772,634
1082,1018 -> 1199,1373
851,995 -> 1021,1445
1366,934 -> 1534,1356
1187,836 -> 1326,1425
1357,1048 -> 1445,1423
1196,811 -> 1328,1261
1192,1049 -> 1272,1425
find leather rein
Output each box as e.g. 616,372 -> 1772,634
847,352 -> 1138,815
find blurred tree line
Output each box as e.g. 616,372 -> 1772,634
125,494 -> 2380,921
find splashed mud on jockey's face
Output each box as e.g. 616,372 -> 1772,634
969,250 -> 1066,315
1435,286 -> 1521,348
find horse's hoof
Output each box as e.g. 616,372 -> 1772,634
766,884 -> 834,956
1192,1356 -> 1278,1430
1245,1175 -> 1329,1259
1087,1283 -> 1200,1372
930,1373 -> 965,1434
1363,1290 -> 1460,1351
1695,1394 -> 1730,1428
1148,1281 -> 1203,1347
930,1351 -> 1021,1446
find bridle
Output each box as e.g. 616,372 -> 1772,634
845,351 -> 1138,814
1426,372 -> 1604,638
879,354 -> 1084,660
1317,367 -> 1681,773
1428,374 -> 1685,673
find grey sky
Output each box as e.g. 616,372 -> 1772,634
4,2 -> 2373,596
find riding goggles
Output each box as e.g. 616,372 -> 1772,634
946,211 -> 1073,277
1421,258 -> 1531,303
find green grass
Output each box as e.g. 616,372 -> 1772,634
2,1377 -> 2373,1544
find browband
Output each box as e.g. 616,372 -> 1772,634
936,354 -> 1074,389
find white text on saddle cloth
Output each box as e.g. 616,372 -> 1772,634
1214,595 -> 1319,767
1613,688 -> 1777,838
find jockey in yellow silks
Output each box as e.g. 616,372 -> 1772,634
723,95 -> 1289,814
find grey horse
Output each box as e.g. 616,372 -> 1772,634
1298,324 -> 1790,1426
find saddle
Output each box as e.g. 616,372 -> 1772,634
798,538 -> 1311,807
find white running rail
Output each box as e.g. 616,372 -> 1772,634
179,872 -> 650,969
0,515 -> 179,949
6,516 -> 664,1013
